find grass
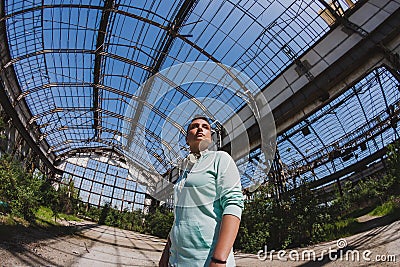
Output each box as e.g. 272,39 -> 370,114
0,207 -> 82,232
59,213 -> 82,221
35,206 -> 82,227
321,217 -> 360,241
35,206 -> 56,226
319,197 -> 400,242
344,205 -> 375,219
1,206 -> 82,228
0,214 -> 29,227
368,197 -> 400,217
1,208 -> 83,243
334,217 -> 360,234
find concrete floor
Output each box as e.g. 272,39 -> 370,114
235,218 -> 400,266
1,218 -> 399,266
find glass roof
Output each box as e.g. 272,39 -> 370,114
278,67 -> 400,189
3,0 -> 383,210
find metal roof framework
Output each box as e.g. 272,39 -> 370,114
1,0 -> 399,210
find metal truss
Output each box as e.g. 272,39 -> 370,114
3,0 -> 399,210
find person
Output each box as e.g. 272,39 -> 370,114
159,116 -> 244,267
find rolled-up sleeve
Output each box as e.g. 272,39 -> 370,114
217,152 -> 244,219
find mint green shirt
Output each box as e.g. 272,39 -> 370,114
169,151 -> 244,266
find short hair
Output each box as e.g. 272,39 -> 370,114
186,115 -> 211,134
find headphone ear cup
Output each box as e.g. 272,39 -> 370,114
187,153 -> 198,164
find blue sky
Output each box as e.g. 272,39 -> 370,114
7,0 -> 397,210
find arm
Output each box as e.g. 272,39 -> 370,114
211,152 -> 244,266
210,214 -> 240,266
159,236 -> 171,267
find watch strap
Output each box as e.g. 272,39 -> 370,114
211,256 -> 227,264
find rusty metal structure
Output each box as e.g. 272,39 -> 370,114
0,0 -> 399,211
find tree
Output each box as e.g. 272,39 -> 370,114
0,155 -> 43,221
144,208 -> 173,238
385,141 -> 400,196
99,202 -> 111,225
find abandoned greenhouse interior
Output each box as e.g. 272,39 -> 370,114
0,0 -> 399,266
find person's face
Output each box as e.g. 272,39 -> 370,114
186,118 -> 212,152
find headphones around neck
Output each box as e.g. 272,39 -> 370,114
187,152 -> 201,164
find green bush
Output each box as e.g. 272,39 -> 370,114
144,208 -> 173,238
0,155 -> 81,223
0,155 -> 43,221
236,141 -> 400,253
83,203 -> 169,237
84,205 -> 102,222
236,186 -> 273,252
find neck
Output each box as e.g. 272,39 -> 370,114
190,142 -> 210,153
190,148 -> 208,155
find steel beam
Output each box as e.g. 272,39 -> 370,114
93,0 -> 112,140
0,1 -> 61,175
0,49 -> 151,73
273,6 -> 400,133
126,0 -> 199,140
0,82 -> 61,174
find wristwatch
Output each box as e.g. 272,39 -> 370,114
211,256 -> 227,264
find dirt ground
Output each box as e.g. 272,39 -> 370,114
0,216 -> 399,266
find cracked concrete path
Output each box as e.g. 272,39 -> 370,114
1,218 -> 399,266
70,223 -> 165,266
